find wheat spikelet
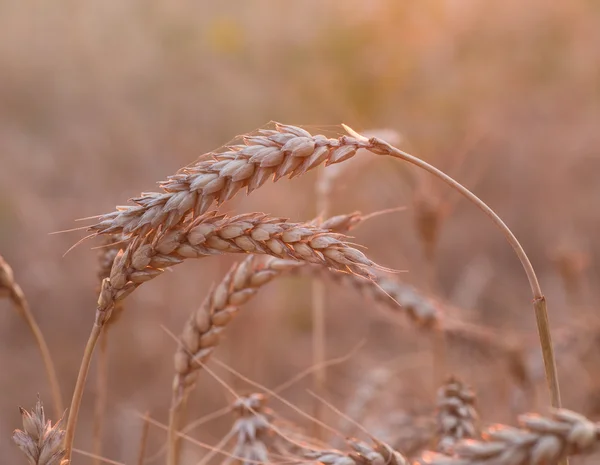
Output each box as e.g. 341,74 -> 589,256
12,398 -> 66,465
98,211 -> 378,323
96,234 -> 127,325
89,124 -> 373,238
224,393 -> 273,465
419,409 -> 600,465
436,377 -> 478,453
305,438 -> 408,465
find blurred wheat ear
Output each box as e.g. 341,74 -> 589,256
12,398 -> 66,465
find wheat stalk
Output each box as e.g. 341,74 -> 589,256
12,398 -> 66,465
0,255 -> 63,418
436,377 -> 478,453
91,235 -> 126,465
420,409 -> 600,465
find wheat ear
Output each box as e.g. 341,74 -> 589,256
88,124 -> 373,238
12,398 -> 66,465
0,255 -> 63,418
305,438 -> 408,465
436,377 -> 478,453
420,409 -> 599,465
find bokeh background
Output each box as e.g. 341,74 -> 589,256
1,0 -> 600,463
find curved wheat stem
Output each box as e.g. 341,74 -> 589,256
357,130 -> 561,412
0,255 -> 63,418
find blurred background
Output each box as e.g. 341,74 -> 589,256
1,0 -> 600,463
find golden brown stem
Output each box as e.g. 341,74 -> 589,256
64,317 -> 105,462
0,256 -> 63,418
92,330 -> 109,465
137,411 -> 151,465
366,134 -> 561,410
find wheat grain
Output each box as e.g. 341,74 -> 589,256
436,377 -> 478,453
419,409 -> 600,465
12,398 -> 66,465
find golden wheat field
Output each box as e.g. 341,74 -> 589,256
1,1 -> 600,464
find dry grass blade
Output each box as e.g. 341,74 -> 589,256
89,123 -> 372,238
419,409 -> 600,465
12,398 -> 66,465
0,255 -> 63,418
436,377 -> 478,453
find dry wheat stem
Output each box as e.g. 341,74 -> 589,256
88,124 -> 374,238
436,378 -> 478,453
12,398 -> 66,465
419,409 -> 600,465
0,255 -> 63,418
92,236 -> 125,465
360,133 -> 561,412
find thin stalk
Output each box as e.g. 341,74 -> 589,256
311,170 -> 331,440
7,281 -> 64,418
92,330 -> 109,465
168,398 -> 185,465
137,411 -> 151,465
366,134 -> 561,409
64,319 -> 104,462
